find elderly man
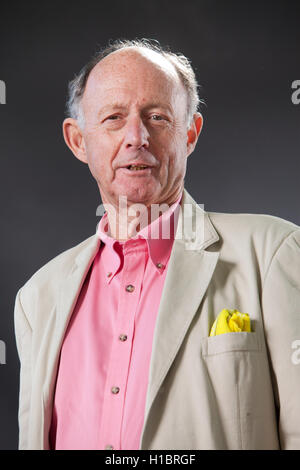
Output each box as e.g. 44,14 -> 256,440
15,39 -> 300,450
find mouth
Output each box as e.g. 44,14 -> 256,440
126,164 -> 151,171
118,163 -> 154,176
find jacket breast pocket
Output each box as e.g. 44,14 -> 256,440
202,331 -> 261,356
200,332 -> 273,449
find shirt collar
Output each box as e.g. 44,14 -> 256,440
97,192 -> 183,281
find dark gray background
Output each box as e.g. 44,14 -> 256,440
0,0 -> 299,449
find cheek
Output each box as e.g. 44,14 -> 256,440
169,147 -> 188,182
154,134 -> 186,180
153,132 -> 177,162
163,128 -> 186,157
84,134 -> 115,180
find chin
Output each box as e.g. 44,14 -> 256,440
116,183 -> 157,206
121,190 -> 156,207
125,193 -> 153,205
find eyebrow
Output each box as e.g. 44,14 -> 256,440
97,102 -> 173,118
97,104 -> 127,118
143,103 -> 173,114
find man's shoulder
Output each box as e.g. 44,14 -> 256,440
207,210 -> 299,237
207,210 -> 300,262
19,233 -> 98,295
15,233 -> 100,330
184,189 -> 300,246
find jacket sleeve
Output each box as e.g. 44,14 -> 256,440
14,288 -> 33,450
262,229 -> 300,450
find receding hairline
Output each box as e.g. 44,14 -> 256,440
85,46 -> 183,90
99,46 -> 180,73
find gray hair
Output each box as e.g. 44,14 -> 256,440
66,38 -> 203,128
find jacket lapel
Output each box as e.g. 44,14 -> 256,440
140,189 -> 220,448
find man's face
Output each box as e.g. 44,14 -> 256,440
66,48 -> 202,208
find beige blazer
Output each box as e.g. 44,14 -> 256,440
14,189 -> 300,450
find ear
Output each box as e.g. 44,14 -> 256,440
186,113 -> 203,157
62,118 -> 88,163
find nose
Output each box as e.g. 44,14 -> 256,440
123,116 -> 150,150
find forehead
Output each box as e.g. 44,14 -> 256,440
82,48 -> 186,112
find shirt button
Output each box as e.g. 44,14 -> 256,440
107,272 -> 112,277
125,284 -> 135,292
156,262 -> 164,269
119,334 -> 128,342
111,386 -> 120,394
105,444 -> 114,450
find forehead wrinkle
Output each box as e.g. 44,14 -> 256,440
87,79 -> 178,112
83,76 -> 177,114
97,100 -> 174,119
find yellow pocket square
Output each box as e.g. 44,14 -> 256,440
209,309 -> 251,336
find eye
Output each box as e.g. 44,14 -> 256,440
150,114 -> 164,121
102,114 -> 123,126
106,115 -> 120,120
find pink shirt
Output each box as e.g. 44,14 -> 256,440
50,194 -> 182,450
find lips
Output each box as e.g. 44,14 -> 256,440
119,162 -> 154,171
118,163 -> 153,176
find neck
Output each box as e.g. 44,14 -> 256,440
102,189 -> 183,241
